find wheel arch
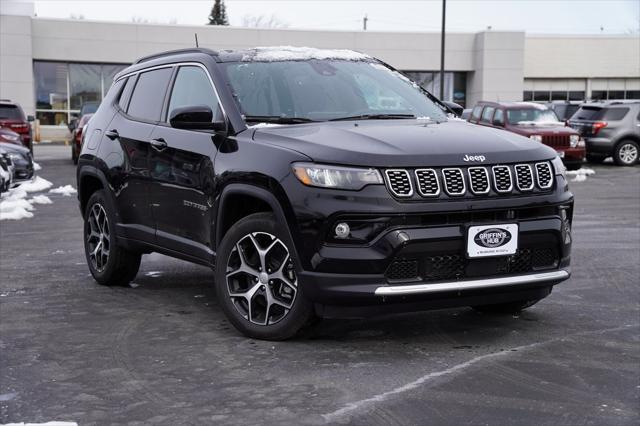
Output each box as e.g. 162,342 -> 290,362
215,183 -> 301,269
77,166 -> 113,217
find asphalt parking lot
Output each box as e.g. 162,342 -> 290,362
1,146 -> 639,426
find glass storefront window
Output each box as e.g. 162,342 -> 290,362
34,61 -> 129,126
69,63 -> 102,109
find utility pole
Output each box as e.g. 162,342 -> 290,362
439,0 -> 446,99
363,14 -> 368,31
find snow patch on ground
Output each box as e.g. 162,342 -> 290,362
33,161 -> 42,171
247,46 -> 370,62
566,167 -> 596,182
30,195 -> 52,204
17,176 -> 53,193
49,185 -> 77,196
3,422 -> 78,426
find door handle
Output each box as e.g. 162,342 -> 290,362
150,137 -> 168,151
105,129 -> 119,140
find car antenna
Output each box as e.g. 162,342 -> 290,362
194,33 -> 199,48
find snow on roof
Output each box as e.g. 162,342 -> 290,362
244,46 -> 371,62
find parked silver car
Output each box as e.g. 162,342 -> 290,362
568,101 -> 640,166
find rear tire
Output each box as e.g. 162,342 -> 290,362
71,146 -> 78,165
215,212 -> 314,340
586,153 -> 606,164
472,298 -> 542,314
565,162 -> 582,171
84,190 -> 141,286
613,140 -> 639,166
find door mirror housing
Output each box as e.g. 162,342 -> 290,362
442,101 -> 464,117
169,105 -> 226,132
27,115 -> 35,122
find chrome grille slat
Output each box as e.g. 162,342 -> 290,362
384,169 -> 413,197
492,165 -> 513,193
514,164 -> 534,191
535,162 -> 554,189
442,168 -> 466,196
468,167 -> 490,194
414,169 -> 440,197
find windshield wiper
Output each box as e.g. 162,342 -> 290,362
244,115 -> 317,124
329,113 -> 416,121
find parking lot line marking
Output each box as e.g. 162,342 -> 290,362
322,324 -> 638,422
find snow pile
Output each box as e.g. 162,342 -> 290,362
566,167 -> 595,182
30,194 -> 53,204
0,197 -> 35,220
17,176 -> 53,192
247,46 -> 370,62
33,161 -> 42,171
49,185 -> 77,196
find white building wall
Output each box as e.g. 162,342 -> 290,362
0,14 -> 35,116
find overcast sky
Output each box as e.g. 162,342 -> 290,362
24,0 -> 640,34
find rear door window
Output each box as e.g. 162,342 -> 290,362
480,106 -> 495,124
127,67 -> 173,122
601,107 -> 629,121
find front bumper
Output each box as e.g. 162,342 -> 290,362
559,146 -> 585,163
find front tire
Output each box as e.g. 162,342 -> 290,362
84,190 -> 141,286
586,153 -> 606,164
215,213 -> 313,340
613,140 -> 639,166
565,162 -> 582,171
472,298 -> 542,314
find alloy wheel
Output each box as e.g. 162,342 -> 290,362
618,143 -> 638,165
86,203 -> 110,272
225,232 -> 297,326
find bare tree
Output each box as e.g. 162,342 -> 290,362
241,14 -> 289,29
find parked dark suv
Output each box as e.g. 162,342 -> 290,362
568,101 -> 640,166
77,47 -> 573,340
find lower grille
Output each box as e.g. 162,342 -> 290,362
385,248 -> 559,283
385,258 -> 419,281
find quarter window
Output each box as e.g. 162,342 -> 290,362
601,108 -> 629,121
127,67 -> 173,122
167,66 -> 222,121
118,77 -> 136,111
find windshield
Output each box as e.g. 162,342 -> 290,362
221,60 -> 447,123
507,108 -> 559,124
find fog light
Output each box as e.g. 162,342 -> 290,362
334,222 -> 350,239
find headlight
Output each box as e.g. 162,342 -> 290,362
292,162 -> 383,190
551,156 -> 566,180
529,135 -> 543,143
569,134 -> 580,147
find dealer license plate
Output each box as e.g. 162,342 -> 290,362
467,224 -> 519,258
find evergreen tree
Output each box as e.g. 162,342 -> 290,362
208,0 -> 229,26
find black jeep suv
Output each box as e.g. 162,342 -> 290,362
77,47 -> 573,340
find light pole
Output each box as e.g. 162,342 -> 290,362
439,0 -> 446,100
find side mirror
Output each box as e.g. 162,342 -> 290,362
68,117 -> 78,132
169,105 -> 225,132
443,101 -> 464,117
27,115 -> 35,122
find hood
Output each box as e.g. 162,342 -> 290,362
0,141 -> 30,155
510,123 -> 578,137
252,119 -> 557,167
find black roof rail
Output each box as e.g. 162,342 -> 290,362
0,99 -> 12,102
134,48 -> 218,64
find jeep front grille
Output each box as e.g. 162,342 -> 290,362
468,167 -> 490,194
492,165 -> 513,193
383,161 -> 554,199
384,169 -> 413,197
442,168 -> 465,196
535,162 -> 554,189
414,169 -> 440,196
514,164 -> 534,191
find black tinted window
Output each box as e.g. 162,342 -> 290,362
127,68 -> 173,121
573,106 -> 602,120
0,105 -> 24,120
601,108 -> 629,121
167,66 -> 221,121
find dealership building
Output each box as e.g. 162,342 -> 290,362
1,8 -> 639,141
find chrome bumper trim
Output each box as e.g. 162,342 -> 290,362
374,270 -> 570,296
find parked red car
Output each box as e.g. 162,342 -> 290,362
71,113 -> 93,164
468,101 -> 585,170
0,99 -> 34,151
